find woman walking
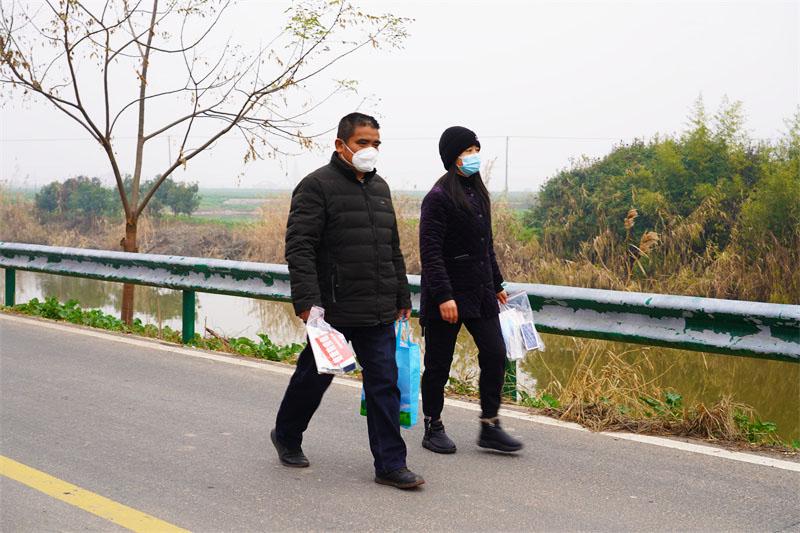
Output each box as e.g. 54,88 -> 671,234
418,126 -> 523,454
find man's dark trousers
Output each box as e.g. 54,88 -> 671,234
275,323 -> 407,474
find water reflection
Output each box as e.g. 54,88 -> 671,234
3,269 -> 798,440
34,273 -> 184,320
520,335 -> 800,442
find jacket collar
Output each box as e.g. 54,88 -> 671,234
459,173 -> 479,189
329,151 -> 377,184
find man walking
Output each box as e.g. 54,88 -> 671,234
271,112 -> 425,489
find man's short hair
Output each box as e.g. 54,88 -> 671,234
337,112 -> 380,142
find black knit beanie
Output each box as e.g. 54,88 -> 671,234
438,126 -> 480,170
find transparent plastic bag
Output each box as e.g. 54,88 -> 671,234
498,290 -> 544,361
305,306 -> 357,374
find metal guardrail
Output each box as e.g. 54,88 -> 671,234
0,243 -> 293,343
1,242 -> 798,362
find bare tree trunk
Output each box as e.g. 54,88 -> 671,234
120,218 -> 139,325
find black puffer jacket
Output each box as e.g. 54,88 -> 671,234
419,176 -> 504,325
285,152 -> 411,327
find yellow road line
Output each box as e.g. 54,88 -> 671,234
0,455 -> 189,533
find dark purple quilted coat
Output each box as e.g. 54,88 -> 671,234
419,177 -> 504,325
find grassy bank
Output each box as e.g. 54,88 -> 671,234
3,297 -> 797,453
4,297 -> 303,363
515,342 -> 797,450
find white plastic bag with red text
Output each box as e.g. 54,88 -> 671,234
305,306 -> 357,374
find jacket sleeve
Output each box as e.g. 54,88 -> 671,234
488,213 -> 504,293
391,217 -> 412,309
420,189 -> 454,305
285,177 -> 325,315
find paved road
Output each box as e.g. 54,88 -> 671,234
1,315 -> 799,532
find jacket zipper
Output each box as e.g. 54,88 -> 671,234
360,181 -> 380,322
330,264 -> 337,303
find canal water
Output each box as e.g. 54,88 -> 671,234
3,271 -> 798,441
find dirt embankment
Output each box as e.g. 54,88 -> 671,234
0,187 -> 289,262
0,206 -> 251,261
141,222 -> 250,259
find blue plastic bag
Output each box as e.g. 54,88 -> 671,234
360,320 -> 420,428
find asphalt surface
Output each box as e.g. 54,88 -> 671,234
1,316 -> 799,532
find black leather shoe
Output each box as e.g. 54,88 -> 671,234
374,467 -> 425,489
478,419 -> 523,452
422,417 -> 457,454
270,429 -> 310,468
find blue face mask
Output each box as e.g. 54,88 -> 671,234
458,153 -> 481,176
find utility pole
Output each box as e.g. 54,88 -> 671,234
167,135 -> 172,164
504,135 -> 509,195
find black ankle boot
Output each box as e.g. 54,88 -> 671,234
270,429 -> 310,467
478,418 -> 523,452
374,467 -> 425,489
422,417 -> 457,454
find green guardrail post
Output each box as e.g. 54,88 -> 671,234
182,290 -> 196,344
4,268 -> 15,307
502,358 -> 518,402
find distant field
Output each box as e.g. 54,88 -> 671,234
195,188 -> 288,221
4,187 -> 37,202
6,186 -> 535,222
194,187 -> 534,222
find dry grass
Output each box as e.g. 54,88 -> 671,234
551,341 -> 669,432
236,193 -> 425,272
4,183 -> 796,303
237,198 -> 290,263
1,187 -> 75,245
394,195 -> 421,274
524,337 -> 782,444
7,181 -> 796,303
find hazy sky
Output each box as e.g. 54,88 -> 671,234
1,0 -> 798,192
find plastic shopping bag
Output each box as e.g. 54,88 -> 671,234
360,320 -> 421,428
395,320 -> 421,428
305,306 -> 357,374
498,290 -> 545,361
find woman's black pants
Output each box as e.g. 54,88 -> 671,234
421,314 -> 507,420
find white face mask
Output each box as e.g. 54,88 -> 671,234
342,143 -> 379,173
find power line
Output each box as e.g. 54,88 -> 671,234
0,135 -> 233,142
348,135 -> 624,142
0,135 -> 604,142
1,133 -> 782,143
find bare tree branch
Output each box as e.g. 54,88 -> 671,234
61,1 -> 105,142
129,0 -> 228,55
129,0 -> 160,213
4,0 -> 410,224
103,19 -> 111,138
